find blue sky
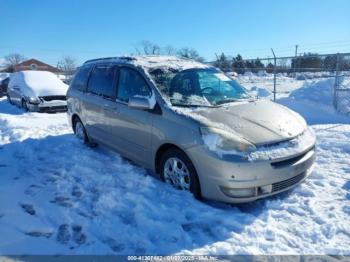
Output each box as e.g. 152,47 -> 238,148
1,0 -> 349,66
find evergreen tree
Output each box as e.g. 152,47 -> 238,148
254,58 -> 265,71
213,53 -> 231,72
232,54 -> 245,74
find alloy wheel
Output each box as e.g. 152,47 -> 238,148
75,121 -> 86,141
163,157 -> 191,190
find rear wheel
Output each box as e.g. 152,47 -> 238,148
73,117 -> 97,147
160,148 -> 202,199
73,117 -> 89,144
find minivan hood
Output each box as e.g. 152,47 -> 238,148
189,100 -> 307,146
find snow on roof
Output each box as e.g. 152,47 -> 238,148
84,55 -> 210,72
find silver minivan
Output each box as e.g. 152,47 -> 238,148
67,56 -> 316,203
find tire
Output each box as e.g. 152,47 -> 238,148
73,117 -> 97,147
73,117 -> 89,144
160,148 -> 202,200
21,99 -> 28,111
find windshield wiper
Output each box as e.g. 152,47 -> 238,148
215,98 -> 240,105
171,103 -> 214,108
215,97 -> 256,105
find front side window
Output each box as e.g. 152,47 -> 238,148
149,68 -> 251,106
70,64 -> 92,91
88,65 -> 116,98
117,67 -> 151,102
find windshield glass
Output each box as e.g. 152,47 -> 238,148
149,68 -> 251,106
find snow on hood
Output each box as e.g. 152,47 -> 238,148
172,99 -> 307,146
9,71 -> 68,97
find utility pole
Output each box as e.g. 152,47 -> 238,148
271,48 -> 277,102
333,53 -> 340,110
294,45 -> 298,78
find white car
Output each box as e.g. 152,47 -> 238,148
7,70 -> 68,112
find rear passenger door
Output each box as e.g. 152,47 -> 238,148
83,64 -> 117,142
105,66 -> 154,167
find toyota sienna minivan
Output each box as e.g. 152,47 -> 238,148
67,56 -> 316,203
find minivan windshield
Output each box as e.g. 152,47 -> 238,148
149,68 -> 252,107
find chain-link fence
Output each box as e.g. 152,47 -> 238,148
234,52 -> 350,114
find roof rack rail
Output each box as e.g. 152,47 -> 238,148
83,56 -> 136,64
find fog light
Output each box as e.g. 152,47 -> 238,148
220,187 -> 257,198
260,184 -> 272,194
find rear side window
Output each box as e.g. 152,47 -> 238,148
88,65 -> 116,98
117,67 -> 151,102
70,65 -> 91,91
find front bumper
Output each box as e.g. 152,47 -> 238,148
27,100 -> 67,113
186,143 -> 316,203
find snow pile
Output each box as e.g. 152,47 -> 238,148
289,78 -> 334,106
244,71 -> 254,77
278,77 -> 350,123
257,70 -> 269,77
9,71 -> 68,97
250,86 -> 272,98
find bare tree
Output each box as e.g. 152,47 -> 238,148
163,45 -> 177,56
4,53 -> 25,72
57,56 -> 77,76
177,47 -> 205,62
135,41 -> 161,55
133,42 -> 205,63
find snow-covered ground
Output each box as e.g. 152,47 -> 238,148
0,76 -> 349,255
237,74 -> 306,98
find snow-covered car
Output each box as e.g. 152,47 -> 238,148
67,56 -> 316,203
7,71 -> 68,112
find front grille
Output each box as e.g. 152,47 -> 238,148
272,172 -> 306,192
270,146 -> 315,169
39,105 -> 67,112
40,95 -> 66,101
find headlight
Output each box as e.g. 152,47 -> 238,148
28,97 -> 41,105
200,126 -> 256,154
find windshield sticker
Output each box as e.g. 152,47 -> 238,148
214,73 -> 231,81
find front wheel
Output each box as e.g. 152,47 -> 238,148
160,148 -> 202,199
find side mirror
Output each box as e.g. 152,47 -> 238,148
128,96 -> 155,110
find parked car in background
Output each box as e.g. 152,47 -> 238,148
67,56 -> 316,203
0,77 -> 10,97
7,71 -> 68,112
